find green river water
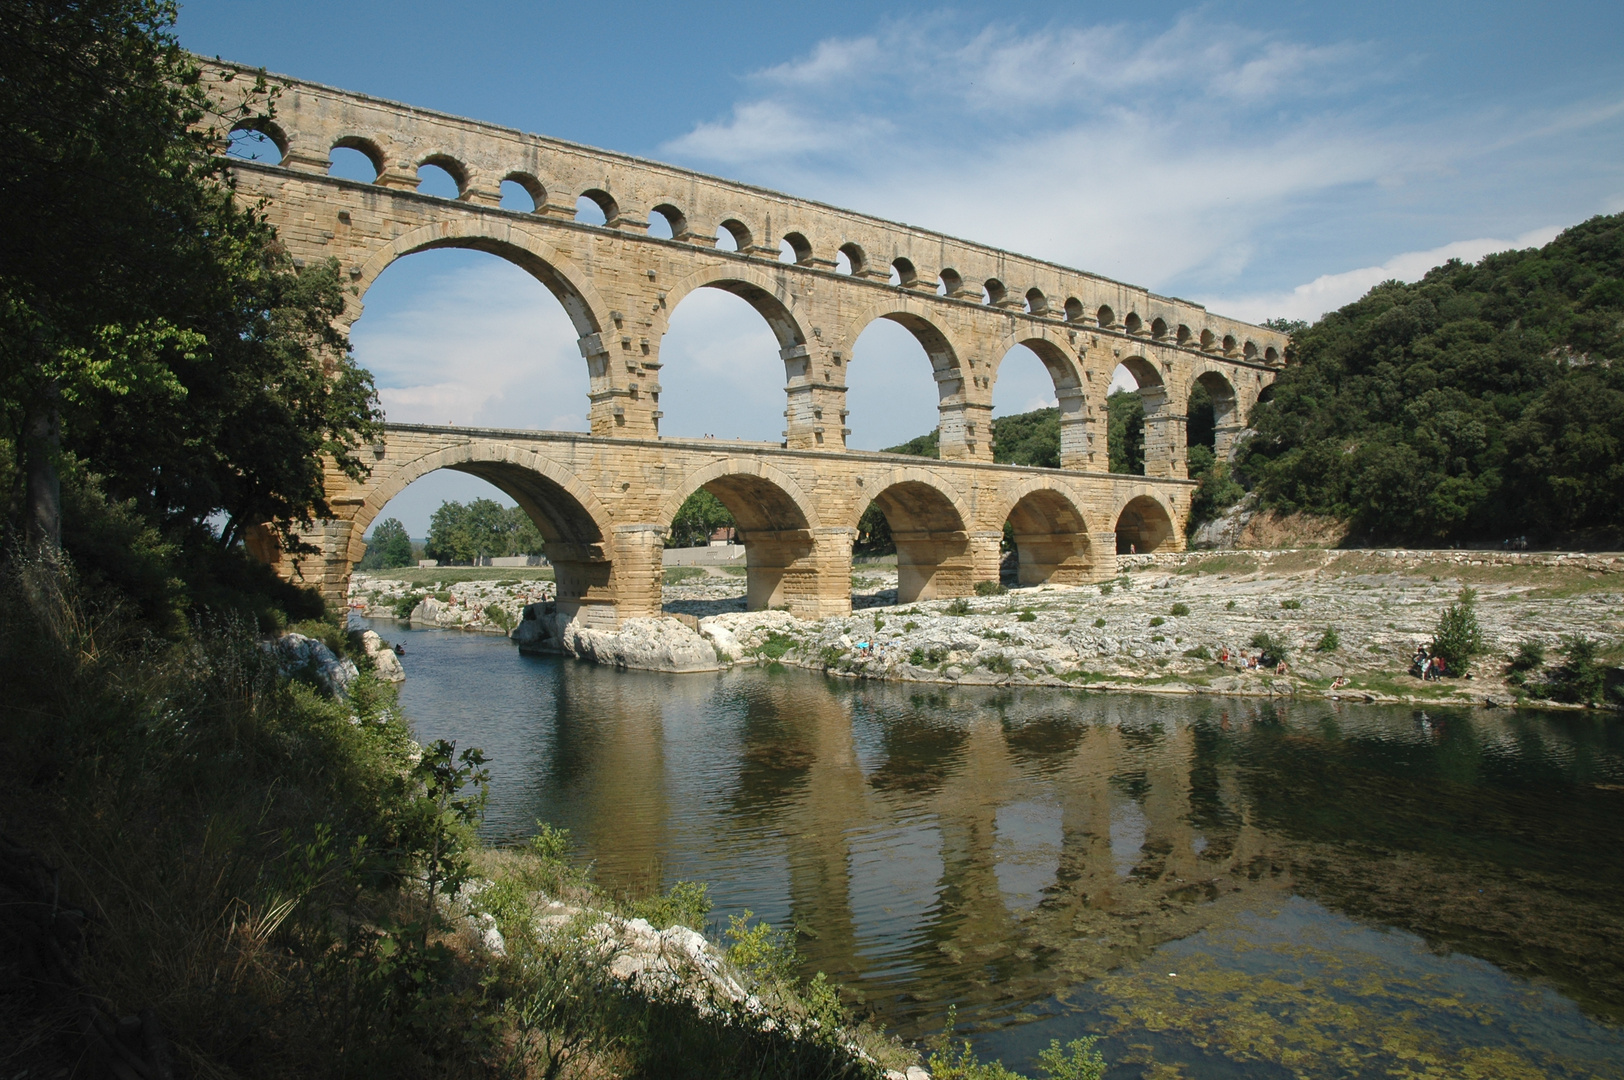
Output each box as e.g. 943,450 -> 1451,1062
360,617 -> 1624,1079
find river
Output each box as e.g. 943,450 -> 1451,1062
358,616 -> 1624,1079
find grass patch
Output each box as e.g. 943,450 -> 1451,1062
1177,553 -> 1258,576
1170,602 -> 1190,616
1093,618 -> 1106,628
945,598 -> 973,616
664,566 -> 707,585
975,581 -> 1008,596
721,565 -> 750,577
1149,616 -> 1165,627
981,653 -> 1016,675
1280,598 -> 1302,610
1017,609 -> 1037,622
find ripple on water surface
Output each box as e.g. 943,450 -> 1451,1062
361,618 -> 1624,1078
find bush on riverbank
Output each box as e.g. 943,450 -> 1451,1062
0,550 -> 904,1078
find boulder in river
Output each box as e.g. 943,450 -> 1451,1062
359,629 -> 406,682
514,603 -> 722,672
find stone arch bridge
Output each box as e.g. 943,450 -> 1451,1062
208,61 -> 1284,620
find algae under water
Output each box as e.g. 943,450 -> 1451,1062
363,617 -> 1624,1078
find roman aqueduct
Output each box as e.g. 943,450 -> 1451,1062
208,61 -> 1285,624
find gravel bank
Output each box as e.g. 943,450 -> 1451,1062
355,551 -> 1624,709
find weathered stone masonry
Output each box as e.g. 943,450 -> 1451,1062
208,60 -> 1283,622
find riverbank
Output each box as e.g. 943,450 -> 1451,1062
356,550 -> 1624,709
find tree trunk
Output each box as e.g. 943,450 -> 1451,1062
24,379 -> 61,551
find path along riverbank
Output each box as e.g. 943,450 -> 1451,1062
351,549 -> 1624,711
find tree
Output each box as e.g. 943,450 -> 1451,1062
1107,390 -> 1144,475
855,501 -> 893,555
990,407 -> 1060,468
423,499 -> 545,562
0,0 -> 380,556
668,489 -> 735,548
359,517 -> 413,569
1430,587 -> 1485,675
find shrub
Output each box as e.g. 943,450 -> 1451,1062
909,646 -> 949,667
753,632 -> 796,660
975,581 -> 1008,596
1226,599 -> 1237,610
1506,639 -> 1546,685
723,911 -> 800,983
484,602 -> 515,631
946,598 -> 973,616
1149,616 -> 1165,627
1315,627 -> 1340,652
394,591 -> 425,621
926,1006 -> 1106,1080
1280,599 -> 1302,610
982,653 -> 1016,674
1541,636 -> 1607,704
1430,586 -> 1485,675
819,644 -> 846,667
1036,1037 -> 1108,1080
1093,618 -> 1106,628
1150,635 -> 1166,643
1170,602 -> 1190,616
1249,631 -> 1291,666
1017,609 -> 1037,623
1183,645 -> 1212,659
1099,583 -> 1113,595
903,620 -> 919,631
624,880 -> 712,932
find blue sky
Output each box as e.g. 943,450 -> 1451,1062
182,1 -> 1624,535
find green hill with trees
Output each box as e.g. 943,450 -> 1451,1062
1239,214 -> 1624,545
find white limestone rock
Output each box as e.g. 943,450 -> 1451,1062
514,605 -> 720,672
269,633 -> 359,696
358,629 -> 406,682
697,617 -> 741,661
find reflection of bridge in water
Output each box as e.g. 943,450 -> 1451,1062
492,667 -> 1624,1033
205,60 -> 1286,619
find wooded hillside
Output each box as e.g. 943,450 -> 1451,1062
1240,214 -> 1624,545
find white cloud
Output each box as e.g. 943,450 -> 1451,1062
1200,225 -> 1564,324
662,12 -> 1622,306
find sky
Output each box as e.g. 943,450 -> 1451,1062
180,0 -> 1624,536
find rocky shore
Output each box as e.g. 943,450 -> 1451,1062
357,551 -> 1624,709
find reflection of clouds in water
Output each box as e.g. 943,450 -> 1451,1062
1111,800 -> 1148,878
847,816 -> 943,976
994,800 -> 1062,911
